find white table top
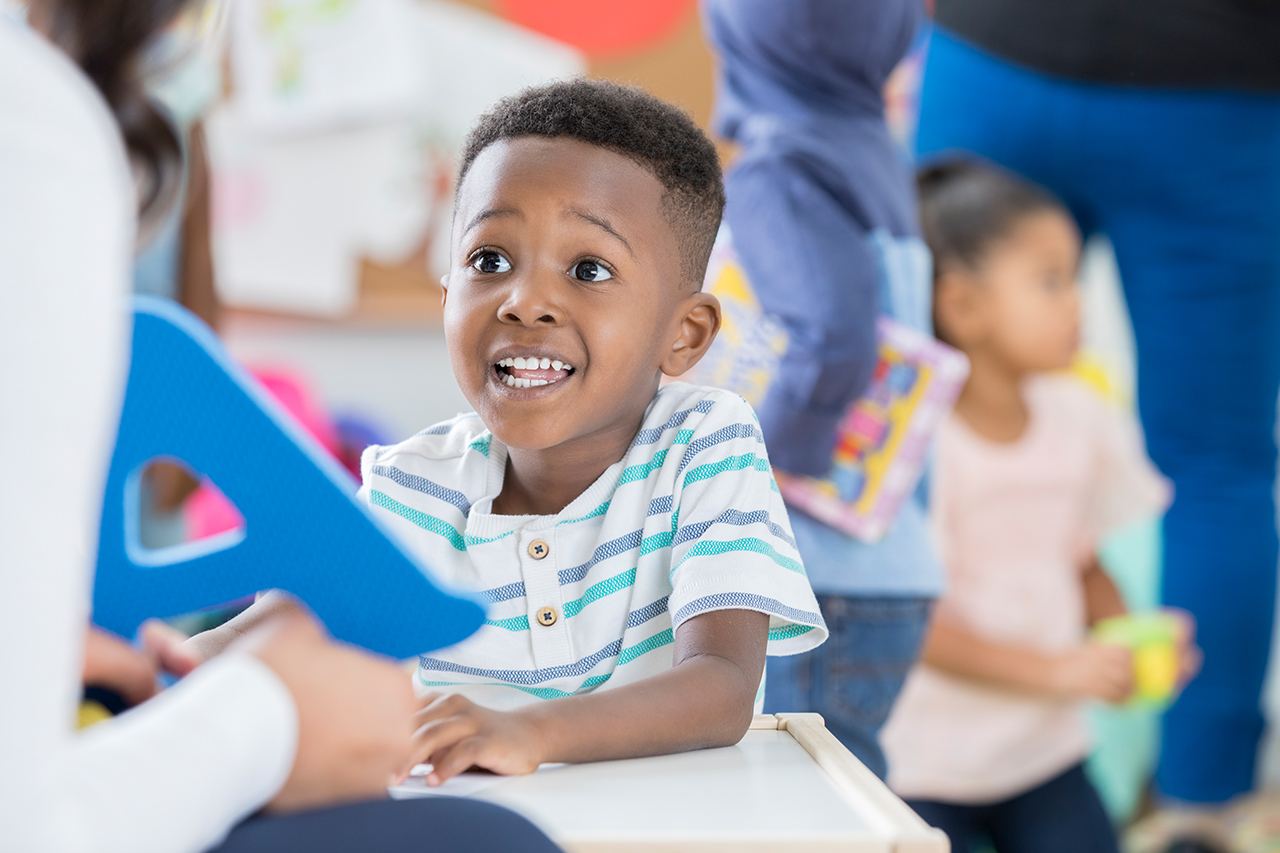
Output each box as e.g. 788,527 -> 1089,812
391,713 -> 948,852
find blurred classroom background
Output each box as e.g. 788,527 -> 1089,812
211,0 -> 721,441
188,0 -> 1280,828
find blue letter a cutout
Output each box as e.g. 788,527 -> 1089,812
94,297 -> 484,659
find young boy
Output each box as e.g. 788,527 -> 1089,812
194,80 -> 827,785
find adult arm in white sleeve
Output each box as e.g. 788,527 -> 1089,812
0,25 -> 297,853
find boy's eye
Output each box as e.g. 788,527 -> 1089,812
571,260 -> 612,282
472,251 -> 511,274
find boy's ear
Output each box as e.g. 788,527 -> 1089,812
440,274 -> 449,308
933,268 -> 984,347
660,292 -> 721,378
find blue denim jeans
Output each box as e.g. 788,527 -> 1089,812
764,595 -> 932,779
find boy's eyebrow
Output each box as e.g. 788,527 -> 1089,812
568,208 -> 635,259
461,208 -> 520,237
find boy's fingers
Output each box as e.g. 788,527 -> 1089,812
413,692 -> 473,723
413,701 -> 458,725
408,716 -> 476,771
414,691 -> 445,708
427,738 -> 484,786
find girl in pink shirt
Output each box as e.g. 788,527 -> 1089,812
880,160 -> 1190,853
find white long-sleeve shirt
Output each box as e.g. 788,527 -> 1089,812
0,23 -> 298,853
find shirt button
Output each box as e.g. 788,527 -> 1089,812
536,606 -> 559,627
528,539 -> 550,560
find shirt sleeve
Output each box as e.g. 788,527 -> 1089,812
722,151 -> 880,477
1088,394 -> 1172,545
666,392 -> 828,654
57,656 -> 299,853
0,29 -> 297,853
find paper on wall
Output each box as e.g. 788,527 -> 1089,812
401,0 -> 586,277
209,112 -> 431,316
229,0 -> 424,134
209,0 -> 584,316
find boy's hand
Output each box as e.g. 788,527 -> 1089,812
404,692 -> 546,786
1048,641 -> 1133,703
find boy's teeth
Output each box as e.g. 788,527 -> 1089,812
494,354 -> 575,388
494,356 -> 574,370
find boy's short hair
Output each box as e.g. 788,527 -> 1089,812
457,78 -> 725,287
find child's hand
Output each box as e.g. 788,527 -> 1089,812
82,620 -> 202,708
1049,642 -> 1134,703
403,692 -> 546,786
1163,607 -> 1202,691
82,626 -> 161,706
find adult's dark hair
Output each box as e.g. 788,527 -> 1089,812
917,157 -> 1068,278
34,0 -> 192,221
457,78 -> 726,287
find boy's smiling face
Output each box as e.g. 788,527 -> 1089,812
443,137 -> 719,508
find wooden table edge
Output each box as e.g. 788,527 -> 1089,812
772,713 -> 949,853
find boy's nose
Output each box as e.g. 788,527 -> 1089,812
498,271 -> 564,326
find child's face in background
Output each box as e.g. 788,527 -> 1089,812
442,137 -> 715,459
946,209 -> 1082,374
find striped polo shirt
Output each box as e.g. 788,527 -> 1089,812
360,382 -> 827,710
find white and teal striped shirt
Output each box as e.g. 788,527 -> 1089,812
360,382 -> 827,710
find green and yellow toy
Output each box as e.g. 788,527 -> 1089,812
1093,612 -> 1182,707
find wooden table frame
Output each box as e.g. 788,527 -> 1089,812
753,713 -> 948,853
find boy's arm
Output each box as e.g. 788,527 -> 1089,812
1081,555 -> 1127,625
404,608 -> 768,784
922,606 -> 1132,704
184,590 -> 303,662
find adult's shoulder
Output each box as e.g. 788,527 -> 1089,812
0,23 -> 128,189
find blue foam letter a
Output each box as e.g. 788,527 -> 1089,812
94,297 -> 484,659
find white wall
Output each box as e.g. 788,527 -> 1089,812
222,315 -> 470,444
